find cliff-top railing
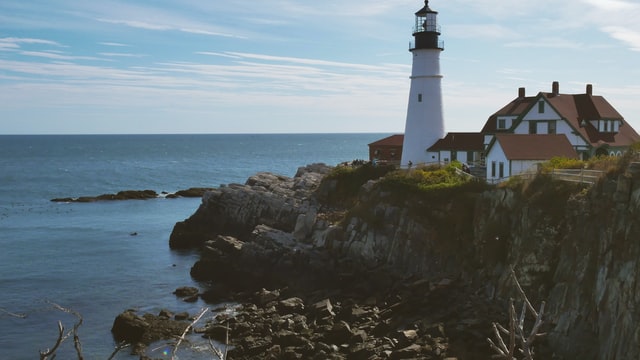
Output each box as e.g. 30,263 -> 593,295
550,168 -> 603,184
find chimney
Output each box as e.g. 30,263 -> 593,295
518,87 -> 525,98
586,84 -> 593,96
552,81 -> 559,96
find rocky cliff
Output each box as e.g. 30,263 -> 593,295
170,162 -> 640,359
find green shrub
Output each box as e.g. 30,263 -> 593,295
321,162 -> 395,206
539,157 -> 585,173
379,163 -> 488,201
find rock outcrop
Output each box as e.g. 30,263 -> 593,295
169,161 -> 640,360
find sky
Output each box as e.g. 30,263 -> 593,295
1,0 -> 639,135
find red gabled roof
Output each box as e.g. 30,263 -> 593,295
544,93 -> 639,147
368,134 -> 404,147
495,134 -> 577,160
482,87 -> 640,148
481,96 -> 536,133
427,132 -> 484,151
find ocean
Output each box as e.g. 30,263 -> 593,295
0,133 -> 388,359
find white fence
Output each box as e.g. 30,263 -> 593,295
550,169 -> 603,184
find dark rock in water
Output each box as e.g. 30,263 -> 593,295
51,189 -> 158,202
174,312 -> 190,321
111,310 -> 149,343
168,187 -> 216,198
173,286 -> 199,298
111,309 -> 190,355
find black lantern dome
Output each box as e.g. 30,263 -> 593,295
411,1 -> 443,50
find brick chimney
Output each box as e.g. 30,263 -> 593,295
586,84 -> 593,95
518,87 -> 525,98
552,81 -> 559,96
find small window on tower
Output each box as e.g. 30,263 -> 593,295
418,94 -> 423,102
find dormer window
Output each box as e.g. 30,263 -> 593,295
498,118 -> 506,129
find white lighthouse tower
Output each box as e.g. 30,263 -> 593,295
401,0 -> 445,167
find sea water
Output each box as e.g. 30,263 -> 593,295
0,133 -> 387,359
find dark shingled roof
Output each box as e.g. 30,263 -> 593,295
427,132 -> 484,151
368,134 -> 404,147
482,90 -> 640,147
495,134 -> 578,160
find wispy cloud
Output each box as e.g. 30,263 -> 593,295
99,52 -> 147,58
19,51 -> 103,61
99,42 -> 131,47
505,37 -> 584,49
602,26 -> 640,51
0,37 -> 63,46
446,24 -> 516,40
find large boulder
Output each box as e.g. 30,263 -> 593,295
169,164 -> 332,249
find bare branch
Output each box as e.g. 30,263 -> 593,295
510,266 -> 538,316
39,321 -> 64,360
107,341 -> 130,360
208,338 -> 225,359
46,301 -> 84,360
171,307 -> 209,359
488,266 -> 547,359
0,307 -> 27,319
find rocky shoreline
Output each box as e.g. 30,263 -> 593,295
110,164 -> 509,359
112,160 -> 640,359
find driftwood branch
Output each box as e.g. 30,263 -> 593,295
48,301 -> 84,360
487,266 -> 546,360
39,302 -> 84,360
171,307 -> 209,359
107,341 -> 130,360
207,314 -> 230,359
0,307 -> 27,319
39,321 -> 65,360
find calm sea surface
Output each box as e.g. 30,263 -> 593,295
0,133 -> 388,359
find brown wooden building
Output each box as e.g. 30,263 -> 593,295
368,134 -> 404,165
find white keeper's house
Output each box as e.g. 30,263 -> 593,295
481,82 -> 640,181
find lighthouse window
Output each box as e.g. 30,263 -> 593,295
418,94 -> 423,102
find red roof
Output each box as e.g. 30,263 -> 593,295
482,89 -> 640,147
495,134 -> 577,160
427,132 -> 484,151
368,134 -> 404,147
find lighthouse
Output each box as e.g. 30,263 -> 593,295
400,0 -> 445,167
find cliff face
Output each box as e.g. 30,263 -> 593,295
170,163 -> 640,359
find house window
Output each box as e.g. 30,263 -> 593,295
538,101 -> 545,113
491,161 -> 496,177
604,121 -> 609,132
548,121 -> 557,134
467,151 -> 474,163
418,94 -> 422,102
498,118 -> 506,129
499,162 -> 504,178
529,121 -> 537,134
451,151 -> 457,161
